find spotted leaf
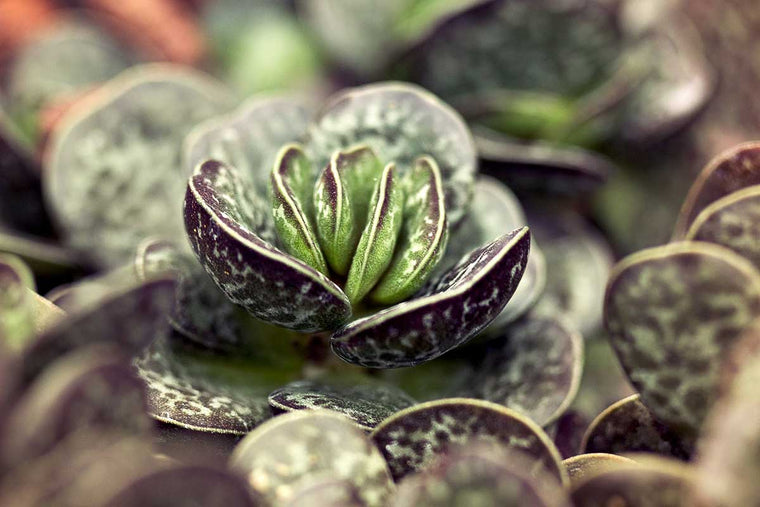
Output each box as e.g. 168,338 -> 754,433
372,156 -> 448,305
184,159 -> 351,332
313,145 -> 383,275
270,144 -> 327,274
332,227 -> 530,368
344,163 -> 405,303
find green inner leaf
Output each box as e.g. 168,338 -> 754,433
270,143 -> 329,274
344,163 -> 405,304
313,145 -> 383,275
372,156 -> 449,305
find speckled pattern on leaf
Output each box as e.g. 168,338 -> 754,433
604,241 -> 760,436
370,398 -> 567,485
331,227 -> 530,368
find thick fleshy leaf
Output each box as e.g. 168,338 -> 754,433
21,272 -> 175,384
268,380 -> 415,430
332,227 -> 530,368
531,208 -> 614,337
465,315 -> 583,427
306,82 -> 476,227
345,163 -> 404,303
230,410 -> 394,506
45,64 -> 234,267
562,453 -> 636,489
372,156 -> 448,305
185,159 -> 351,332
686,185 -> 760,270
313,145 -> 383,276
135,239 -> 247,351
673,142 -> 760,238
581,395 -> 693,460
394,443 -> 570,507
0,254 -> 35,350
476,127 -> 613,195
270,144 -> 327,274
287,478 -> 362,507
604,241 -> 760,436
570,456 -> 694,507
134,336 -> 274,435
0,230 -> 79,275
184,95 -> 313,191
2,345 -> 151,467
439,176 -> 543,331
100,465 -> 260,507
370,398 -> 567,485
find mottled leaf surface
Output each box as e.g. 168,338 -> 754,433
21,274 -> 175,384
394,443 -> 569,507
313,145 -> 383,275
372,156 -> 448,305
581,395 -> 693,460
287,478 -> 362,507
570,457 -> 694,507
562,453 -> 636,489
674,142 -> 760,238
345,163 -> 404,303
370,398 -> 567,485
270,144 -> 327,274
465,316 -> 583,427
230,411 -> 394,506
185,159 -> 351,332
306,82 -> 476,226
332,227 -> 530,368
45,65 -> 234,267
687,185 -> 760,270
268,380 -> 415,430
604,242 -> 760,436
134,336 -> 273,435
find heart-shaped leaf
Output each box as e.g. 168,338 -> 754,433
185,159 -> 351,332
331,227 -> 530,368
268,379 -> 415,430
306,82 -> 476,227
581,395 -> 693,460
673,142 -> 760,238
230,410 -> 394,506
345,163 -> 404,304
270,144 -> 328,274
370,398 -> 567,485
313,145 -> 383,276
372,156 -> 448,305
465,315 -> 583,427
604,241 -> 760,436
45,64 -> 234,267
686,185 -> 760,270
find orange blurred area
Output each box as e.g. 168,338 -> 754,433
0,0 -> 60,62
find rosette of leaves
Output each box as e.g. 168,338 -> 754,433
130,81 -> 586,437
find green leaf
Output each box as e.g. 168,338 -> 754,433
270,144 -> 328,274
344,163 -> 405,304
313,145 -> 383,275
371,156 -> 448,305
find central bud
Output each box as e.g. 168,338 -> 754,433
270,143 -> 449,306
